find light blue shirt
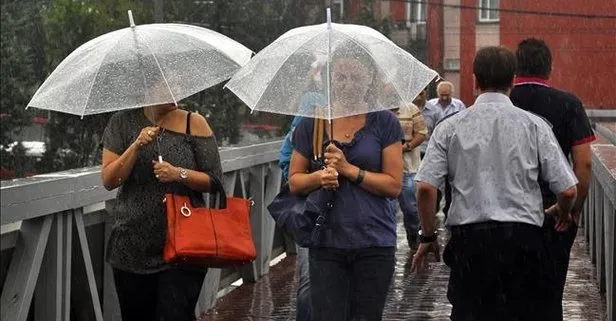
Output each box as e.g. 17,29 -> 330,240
416,93 -> 577,227
420,98 -> 466,153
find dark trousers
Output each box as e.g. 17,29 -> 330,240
543,214 -> 578,321
444,222 -> 554,321
309,247 -> 396,321
113,267 -> 207,321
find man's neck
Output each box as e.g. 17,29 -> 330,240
477,89 -> 511,96
514,76 -> 550,87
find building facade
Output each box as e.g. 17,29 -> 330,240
342,0 -> 616,109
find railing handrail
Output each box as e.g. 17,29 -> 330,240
591,144 -> 616,206
0,140 -> 283,226
595,123 -> 616,146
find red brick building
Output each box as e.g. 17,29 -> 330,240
341,0 -> 616,109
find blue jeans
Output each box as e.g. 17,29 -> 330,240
296,247 -> 312,321
398,172 -> 419,240
309,247 -> 396,321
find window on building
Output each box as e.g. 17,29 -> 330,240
478,0 -> 499,22
444,58 -> 461,71
332,0 -> 344,22
406,0 -> 427,23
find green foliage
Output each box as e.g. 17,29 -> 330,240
0,0 -> 46,147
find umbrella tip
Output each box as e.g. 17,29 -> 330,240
128,10 -> 135,28
326,8 -> 332,28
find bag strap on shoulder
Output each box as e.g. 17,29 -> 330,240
186,111 -> 192,135
184,110 -> 227,208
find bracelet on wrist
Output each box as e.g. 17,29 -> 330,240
178,167 -> 189,182
353,168 -> 365,185
418,229 -> 437,243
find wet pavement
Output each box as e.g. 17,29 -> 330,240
200,214 -> 606,321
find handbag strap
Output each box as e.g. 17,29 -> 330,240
185,111 -> 227,208
186,111 -> 192,135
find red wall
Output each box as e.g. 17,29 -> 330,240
459,0 -> 477,106
389,1 -> 406,22
500,0 -> 616,109
427,0 -> 444,73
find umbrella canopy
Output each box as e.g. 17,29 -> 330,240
225,21 -> 438,120
27,13 -> 252,116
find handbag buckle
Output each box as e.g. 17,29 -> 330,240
180,202 -> 192,217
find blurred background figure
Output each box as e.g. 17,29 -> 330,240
392,102 -> 426,249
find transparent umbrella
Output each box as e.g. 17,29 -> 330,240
225,9 -> 438,122
27,11 -> 253,117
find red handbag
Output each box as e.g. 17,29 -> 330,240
163,192 -> 257,268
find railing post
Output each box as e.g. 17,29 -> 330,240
0,215 -> 53,321
103,200 -> 121,321
595,184 -> 606,292
73,208 -> 104,321
249,164 -> 270,278
261,163 -> 282,273
35,211 -> 72,321
1,140 -> 285,319
604,199 -> 615,321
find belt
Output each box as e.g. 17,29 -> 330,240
450,221 -> 540,236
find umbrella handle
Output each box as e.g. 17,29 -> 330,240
326,8 -> 332,29
128,10 -> 136,28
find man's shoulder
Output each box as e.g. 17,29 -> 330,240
518,108 -> 554,129
427,98 -> 439,106
513,84 -> 582,106
553,88 -> 583,107
434,109 -> 466,129
423,100 -> 439,111
398,103 -> 420,116
452,98 -> 466,108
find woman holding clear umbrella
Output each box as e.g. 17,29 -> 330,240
101,102 -> 223,321
288,44 -> 404,321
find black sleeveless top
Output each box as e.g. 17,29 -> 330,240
102,109 -> 223,273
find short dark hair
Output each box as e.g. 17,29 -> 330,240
473,46 -> 517,92
515,38 -> 552,78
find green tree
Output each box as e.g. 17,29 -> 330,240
0,0 -> 46,147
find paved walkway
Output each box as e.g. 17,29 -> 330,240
200,214 -> 606,321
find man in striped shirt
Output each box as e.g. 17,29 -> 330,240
394,103 -> 427,247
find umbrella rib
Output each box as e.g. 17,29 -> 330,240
81,30 -> 128,116
245,30 -> 327,114
140,38 -> 177,106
